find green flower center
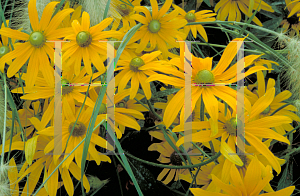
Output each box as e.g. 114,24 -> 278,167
261,106 -> 270,115
129,57 -> 145,72
185,12 -> 196,22
76,31 -> 92,47
29,31 -> 46,48
224,117 -> 243,136
99,103 -> 107,114
61,79 -> 73,95
194,70 -> 215,84
0,46 -> 9,58
68,121 -> 86,137
148,20 -> 161,33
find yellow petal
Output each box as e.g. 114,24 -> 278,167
25,136 -> 39,165
28,0 -> 39,31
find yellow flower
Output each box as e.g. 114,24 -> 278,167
280,0 -> 300,36
115,50 -> 169,100
180,162 -> 216,190
190,156 -> 295,196
176,101 -> 292,174
0,0 -> 74,89
130,0 -> 187,59
11,66 -> 100,125
146,38 -> 269,136
148,131 -> 200,184
7,157 -> 49,196
62,11 -> 121,76
244,71 -> 300,135
37,106 -> 112,169
214,0 -> 274,26
5,100 -> 51,141
13,135 -> 90,196
110,0 -> 142,32
172,4 -> 216,41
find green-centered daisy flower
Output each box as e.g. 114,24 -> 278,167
37,106 -> 112,169
130,0 -> 187,59
176,100 -> 292,174
146,38 -> 269,136
115,50 -> 170,100
172,4 -> 216,41
110,0 -> 142,32
0,0 -> 74,89
11,65 -> 100,122
62,11 -> 121,76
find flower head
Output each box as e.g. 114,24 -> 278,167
130,0 -> 187,59
0,0 -> 74,89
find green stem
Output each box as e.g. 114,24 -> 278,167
134,97 -> 150,111
146,99 -> 163,121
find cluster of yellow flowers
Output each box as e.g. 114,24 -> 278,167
0,0 -> 299,195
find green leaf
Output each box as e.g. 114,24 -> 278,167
184,0 -> 196,12
277,160 -> 293,191
103,0 -> 111,20
128,158 -> 157,192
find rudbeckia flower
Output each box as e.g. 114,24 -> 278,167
12,135 -> 90,196
115,50 -> 170,100
180,162 -> 216,190
6,100 -> 53,141
7,157 -> 48,196
208,139 -> 282,193
62,11 -> 121,76
0,20 -> 19,70
0,0 -> 74,89
176,101 -> 292,174
172,4 -> 216,41
245,71 -> 300,135
190,157 -> 295,196
110,0 -> 141,32
146,37 -> 269,136
130,0 -> 187,59
37,106 -> 112,169
11,65 -> 100,122
280,0 -> 300,36
214,0 -> 274,26
148,131 -> 200,184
